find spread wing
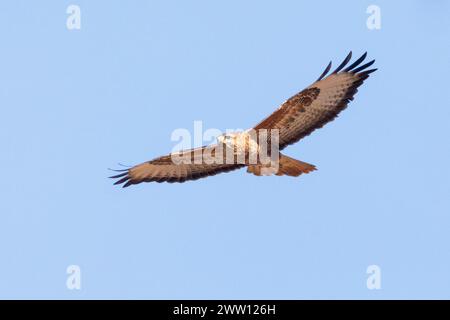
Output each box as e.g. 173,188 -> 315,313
254,52 -> 376,149
110,145 -> 244,187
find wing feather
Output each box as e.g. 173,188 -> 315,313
111,145 -> 244,187
253,52 -> 376,149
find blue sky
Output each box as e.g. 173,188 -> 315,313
1,0 -> 449,299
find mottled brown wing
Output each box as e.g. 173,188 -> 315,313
110,145 -> 244,187
254,52 -> 376,150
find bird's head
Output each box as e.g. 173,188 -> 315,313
217,132 -> 239,146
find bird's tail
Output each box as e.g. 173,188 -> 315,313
246,153 -> 316,177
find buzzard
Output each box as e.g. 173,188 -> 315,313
111,52 -> 376,187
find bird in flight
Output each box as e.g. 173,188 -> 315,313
111,52 -> 376,187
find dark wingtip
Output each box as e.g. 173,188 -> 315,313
109,172 -> 128,179
109,163 -> 134,187
123,181 -> 134,188
114,176 -> 130,185
351,59 -> 375,74
343,52 -> 368,72
317,61 -> 332,81
360,68 -> 377,75
332,51 -> 352,74
108,168 -> 129,172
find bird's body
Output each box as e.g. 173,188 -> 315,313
111,52 -> 376,187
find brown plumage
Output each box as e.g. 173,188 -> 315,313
110,147 -> 245,187
111,52 -> 376,187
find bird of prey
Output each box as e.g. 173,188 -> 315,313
111,52 -> 376,187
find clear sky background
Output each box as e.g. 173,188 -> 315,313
1,0 -> 449,299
